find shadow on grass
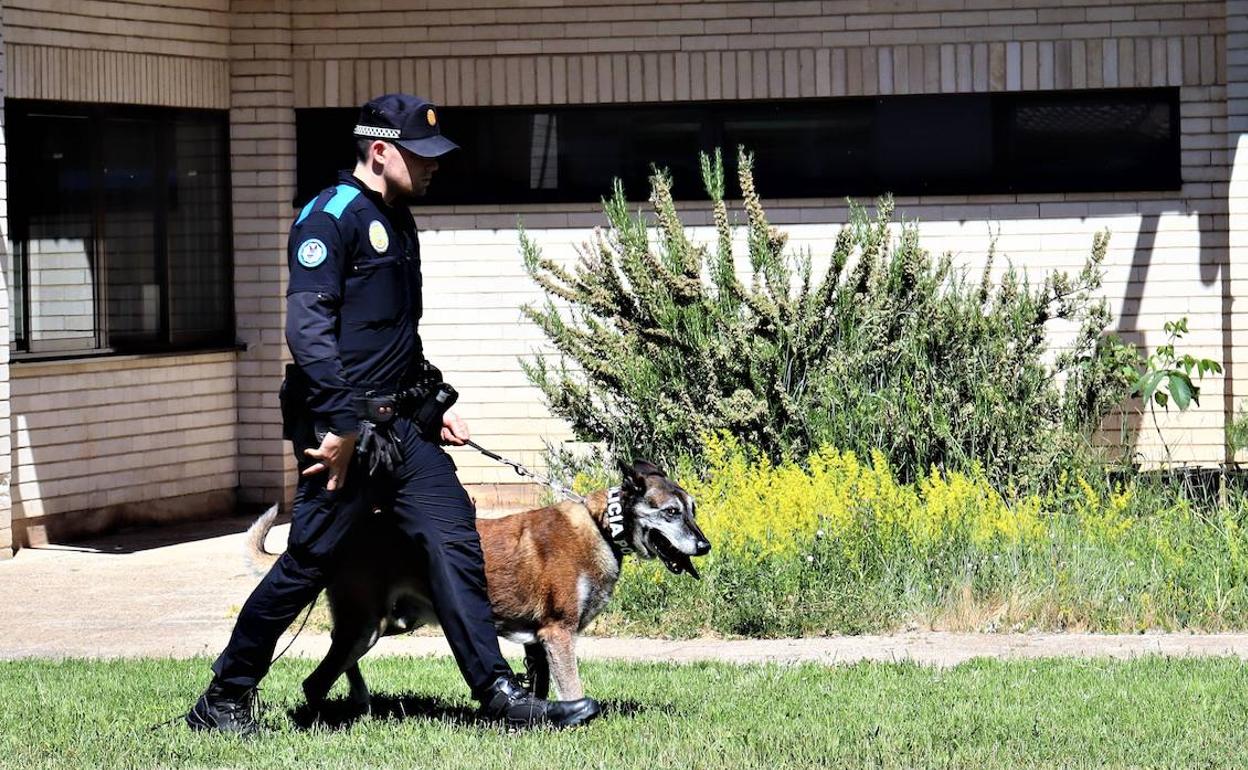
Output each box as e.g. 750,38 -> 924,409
286,693 -> 672,731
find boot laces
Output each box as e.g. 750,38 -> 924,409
219,686 -> 262,725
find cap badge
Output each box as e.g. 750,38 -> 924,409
368,220 -> 389,253
426,109 -> 437,127
296,238 -> 327,268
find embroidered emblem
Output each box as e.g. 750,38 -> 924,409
368,220 -> 389,253
296,238 -> 327,268
426,108 -> 437,127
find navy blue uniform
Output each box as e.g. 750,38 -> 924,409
284,172 -> 424,434
210,171 -> 512,698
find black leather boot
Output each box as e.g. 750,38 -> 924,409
185,680 -> 260,738
478,675 -> 601,729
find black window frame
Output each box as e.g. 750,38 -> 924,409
295,87 -> 1181,207
6,99 -> 236,359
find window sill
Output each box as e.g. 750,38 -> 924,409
12,342 -> 247,366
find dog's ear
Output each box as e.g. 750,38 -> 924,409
618,458 -> 644,493
621,459 -> 664,493
631,460 -> 664,479
618,458 -> 638,493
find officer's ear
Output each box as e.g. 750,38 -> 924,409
367,139 -> 392,167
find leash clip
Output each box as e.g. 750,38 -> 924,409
465,439 -> 586,505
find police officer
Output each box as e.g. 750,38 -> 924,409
186,94 -> 601,736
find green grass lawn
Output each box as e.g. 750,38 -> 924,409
2,655 -> 1246,769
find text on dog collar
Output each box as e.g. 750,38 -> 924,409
606,487 -> 633,554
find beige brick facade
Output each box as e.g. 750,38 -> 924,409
4,0 -> 230,107
1230,0 -> 1248,462
9,352 -> 238,545
278,0 -> 1233,475
0,1 -> 241,549
0,0 -> 1244,551
229,0 -> 296,510
0,0 -> 11,559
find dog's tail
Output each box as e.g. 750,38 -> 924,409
244,504 -> 282,576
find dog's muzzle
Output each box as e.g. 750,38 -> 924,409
647,530 -> 710,579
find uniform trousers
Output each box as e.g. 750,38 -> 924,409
210,415 -> 512,698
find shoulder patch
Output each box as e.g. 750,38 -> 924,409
368,220 -> 389,253
296,238 -> 328,268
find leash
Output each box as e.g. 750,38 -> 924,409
465,440 -> 636,558
464,439 -> 586,505
148,582 -> 319,733
270,594 -> 318,667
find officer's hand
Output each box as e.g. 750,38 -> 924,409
440,411 -> 470,446
303,430 -> 357,491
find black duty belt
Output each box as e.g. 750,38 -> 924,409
353,381 -> 457,431
352,380 -> 459,476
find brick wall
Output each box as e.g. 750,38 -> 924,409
290,1 -> 1226,103
283,0 -> 1234,476
2,1 -> 241,548
1229,0 -> 1248,466
0,0 -> 11,558
4,0 -> 229,106
1,0 -> 1241,524
9,352 -> 238,546
230,0 -> 295,509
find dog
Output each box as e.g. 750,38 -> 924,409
244,460 -> 711,710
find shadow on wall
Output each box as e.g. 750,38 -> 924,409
1108,206 -> 1233,467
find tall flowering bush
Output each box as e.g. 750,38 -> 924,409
521,148 -> 1135,487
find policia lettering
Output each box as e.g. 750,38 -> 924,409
192,95 -> 603,733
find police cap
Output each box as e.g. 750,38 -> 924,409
354,93 -> 458,158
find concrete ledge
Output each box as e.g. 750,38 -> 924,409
12,489 -> 238,550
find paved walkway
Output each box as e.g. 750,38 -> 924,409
5,513 -> 1248,667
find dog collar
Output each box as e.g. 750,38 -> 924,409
605,487 -> 634,555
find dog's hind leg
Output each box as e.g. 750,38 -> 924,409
344,663 -> 371,711
538,626 -> 583,701
522,642 -> 550,700
303,625 -> 378,711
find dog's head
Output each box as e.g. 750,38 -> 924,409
618,460 -> 711,579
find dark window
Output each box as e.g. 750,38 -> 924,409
1001,90 -> 1180,193
873,95 -> 994,193
295,88 -> 1180,206
6,101 -> 233,356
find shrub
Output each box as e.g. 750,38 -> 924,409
1130,316 -> 1223,463
521,148 -> 1133,486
